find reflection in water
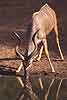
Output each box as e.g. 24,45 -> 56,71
45,79 -> 55,100
16,74 -> 67,100
17,77 -> 24,88
0,76 -> 16,100
56,79 -> 63,100
16,76 -> 39,100
0,74 -> 66,100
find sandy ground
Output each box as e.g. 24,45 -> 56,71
0,46 -> 67,78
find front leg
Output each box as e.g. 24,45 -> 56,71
16,62 -> 23,73
33,33 -> 43,61
43,39 -> 55,72
37,45 -> 43,61
15,48 -> 24,73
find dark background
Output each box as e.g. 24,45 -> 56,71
0,0 -> 67,54
0,0 -> 67,79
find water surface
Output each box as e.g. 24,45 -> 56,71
0,74 -> 67,100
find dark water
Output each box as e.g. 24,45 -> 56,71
0,75 -> 67,100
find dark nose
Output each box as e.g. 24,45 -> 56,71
23,60 -> 30,68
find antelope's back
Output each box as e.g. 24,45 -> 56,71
33,4 -> 56,35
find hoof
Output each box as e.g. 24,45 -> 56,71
37,58 -> 40,61
61,58 -> 64,61
61,56 -> 64,61
37,57 -> 41,61
16,71 -> 19,76
16,70 -> 20,73
52,69 -> 55,73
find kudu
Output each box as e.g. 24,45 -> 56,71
15,24 -> 38,75
0,30 -> 36,80
32,3 -> 64,72
16,3 -> 64,74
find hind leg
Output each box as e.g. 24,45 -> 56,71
43,39 -> 55,72
56,35 -> 64,60
54,18 -> 64,60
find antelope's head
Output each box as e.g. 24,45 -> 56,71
14,30 -> 37,69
